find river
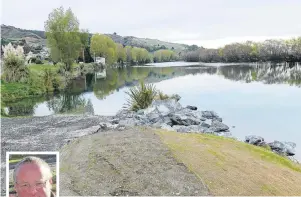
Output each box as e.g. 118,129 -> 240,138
3,62 -> 301,160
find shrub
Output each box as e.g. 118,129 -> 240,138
125,81 -> 157,111
2,43 -> 29,82
27,71 -> 46,95
80,63 -> 96,74
56,62 -> 66,74
43,69 -> 55,92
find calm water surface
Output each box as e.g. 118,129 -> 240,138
4,62 -> 301,160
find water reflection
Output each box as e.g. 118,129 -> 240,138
46,93 -> 87,114
217,63 -> 301,86
3,62 -> 301,117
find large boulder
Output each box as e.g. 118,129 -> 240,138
245,135 -> 265,146
169,114 -> 201,126
143,99 -> 183,116
146,108 -> 162,123
201,111 -> 220,119
201,122 -> 210,128
156,104 -> 171,116
213,117 -> 223,122
268,141 -> 296,156
209,120 -> 229,132
116,109 -> 136,119
171,94 -> 181,101
153,99 -> 183,113
178,108 -> 206,121
186,105 -> 197,110
152,117 -> 173,128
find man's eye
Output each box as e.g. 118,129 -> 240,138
20,183 -> 29,187
35,182 -> 44,187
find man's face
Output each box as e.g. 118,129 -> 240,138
14,163 -> 52,197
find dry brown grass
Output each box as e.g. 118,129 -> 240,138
156,130 -> 301,196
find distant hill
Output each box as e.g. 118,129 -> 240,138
1,24 -> 192,53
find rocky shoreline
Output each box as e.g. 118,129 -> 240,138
102,96 -> 298,162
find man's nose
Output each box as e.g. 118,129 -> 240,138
28,186 -> 38,196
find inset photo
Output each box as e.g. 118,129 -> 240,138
6,152 -> 59,197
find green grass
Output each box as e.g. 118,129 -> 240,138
241,142 -> 301,172
193,133 -> 301,172
156,130 -> 301,196
1,82 -> 33,102
1,63 -> 81,103
1,79 -> 48,103
28,64 -> 59,72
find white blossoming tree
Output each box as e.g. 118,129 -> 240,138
2,43 -> 29,82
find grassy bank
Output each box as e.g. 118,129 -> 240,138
156,130 -> 301,195
1,63 -> 80,103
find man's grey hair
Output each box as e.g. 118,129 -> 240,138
13,156 -> 52,184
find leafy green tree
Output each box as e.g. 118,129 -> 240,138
90,33 -> 106,57
125,46 -> 132,63
154,49 -> 176,62
116,44 -> 126,64
107,47 -> 116,65
79,29 -> 89,62
90,33 -> 117,66
131,47 -> 139,63
154,50 -> 162,62
44,7 -> 82,71
140,48 -> 149,63
147,53 -> 153,63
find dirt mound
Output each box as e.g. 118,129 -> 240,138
59,127 -> 209,196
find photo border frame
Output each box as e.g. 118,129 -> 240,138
6,151 -> 60,197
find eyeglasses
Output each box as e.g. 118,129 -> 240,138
17,180 -> 48,190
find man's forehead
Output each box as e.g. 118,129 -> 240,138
19,162 -> 41,170
16,162 -> 43,180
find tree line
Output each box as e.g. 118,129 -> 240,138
183,38 -> 301,63
44,7 -> 178,71
89,34 -> 179,65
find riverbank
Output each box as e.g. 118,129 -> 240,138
1,63 -> 81,104
1,114 -> 301,195
1,97 -> 301,195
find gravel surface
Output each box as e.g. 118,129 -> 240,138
1,115 -> 109,196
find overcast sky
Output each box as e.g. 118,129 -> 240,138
1,0 -> 301,48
